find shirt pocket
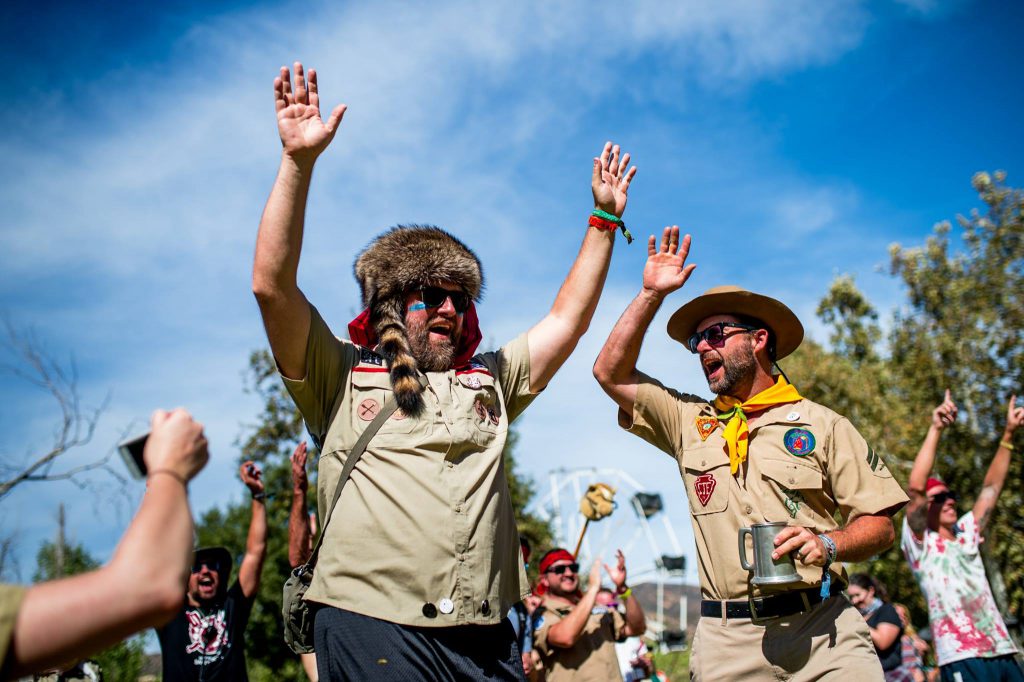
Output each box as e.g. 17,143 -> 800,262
681,447 -> 730,516
349,371 -> 421,437
457,372 -> 505,447
758,456 -> 826,525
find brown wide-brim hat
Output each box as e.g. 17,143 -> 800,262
666,285 -> 804,360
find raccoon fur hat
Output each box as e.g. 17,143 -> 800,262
353,224 -> 484,415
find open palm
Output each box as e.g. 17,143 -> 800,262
275,62 -> 347,163
643,226 -> 696,296
591,141 -> 637,218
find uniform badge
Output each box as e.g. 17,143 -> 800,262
781,487 -> 804,518
695,416 -> 718,442
359,348 -> 384,366
784,428 -> 815,457
694,473 -> 716,507
357,398 -> 381,421
463,375 -> 482,390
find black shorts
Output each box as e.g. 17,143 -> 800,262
314,605 -> 526,681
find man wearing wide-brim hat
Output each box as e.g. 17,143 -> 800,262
593,226 -> 909,681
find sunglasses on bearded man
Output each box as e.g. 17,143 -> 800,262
685,322 -> 760,354
545,562 -> 580,576
416,286 -> 471,314
191,560 -> 223,574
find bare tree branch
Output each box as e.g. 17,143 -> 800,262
0,319 -> 112,501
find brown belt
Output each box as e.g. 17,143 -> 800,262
700,583 -> 844,621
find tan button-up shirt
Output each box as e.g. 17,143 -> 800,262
282,306 -> 536,626
533,594 -> 626,682
0,583 -> 25,670
623,372 -> 908,600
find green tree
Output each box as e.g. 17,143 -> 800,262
786,170 -> 1024,634
33,537 -> 146,681
195,349 -> 554,679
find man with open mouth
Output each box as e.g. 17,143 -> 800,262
593,227 -> 909,681
253,61 -> 635,680
156,462 -> 267,681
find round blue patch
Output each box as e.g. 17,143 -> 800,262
784,428 -> 816,457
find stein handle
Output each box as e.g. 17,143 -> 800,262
738,527 -> 754,571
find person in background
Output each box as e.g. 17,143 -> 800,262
156,459 -> 268,681
903,392 -> 1023,681
288,440 -> 318,682
1,409 -> 208,678
848,574 -> 905,681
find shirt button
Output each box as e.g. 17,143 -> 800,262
438,598 -> 455,615
701,460 -> 707,467
788,477 -> 795,484
454,504 -> 462,512
422,603 -> 438,618
446,461 -> 454,469
458,553 -> 466,562
481,600 -> 490,615
745,505 -> 753,514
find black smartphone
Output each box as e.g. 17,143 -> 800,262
117,432 -> 149,479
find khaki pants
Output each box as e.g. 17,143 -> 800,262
690,595 -> 883,681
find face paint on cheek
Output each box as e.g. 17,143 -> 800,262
408,302 -> 427,311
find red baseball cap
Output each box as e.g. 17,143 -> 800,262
925,477 -> 947,493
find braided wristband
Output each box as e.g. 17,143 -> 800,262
818,533 -> 837,599
589,210 -> 633,244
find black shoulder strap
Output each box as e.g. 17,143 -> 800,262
304,375 -> 427,569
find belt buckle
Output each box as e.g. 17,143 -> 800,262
748,595 -> 778,624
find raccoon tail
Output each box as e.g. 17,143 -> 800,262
374,299 -> 425,416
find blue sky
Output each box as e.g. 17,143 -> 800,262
2,0 -> 1022,587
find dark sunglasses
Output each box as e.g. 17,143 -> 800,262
685,322 -> 760,353
930,491 -> 958,505
546,562 -> 580,575
418,287 -> 471,314
191,560 -> 222,574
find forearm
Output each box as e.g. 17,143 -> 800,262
593,288 -> 663,408
622,593 -> 646,635
288,487 -> 312,568
253,154 -> 314,298
974,433 -> 1014,529
908,426 -> 942,492
548,590 -> 599,648
238,498 -> 268,597
7,477 -> 190,676
827,513 -> 895,563
527,227 -> 615,391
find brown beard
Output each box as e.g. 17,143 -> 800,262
708,341 -> 757,396
406,314 -> 457,371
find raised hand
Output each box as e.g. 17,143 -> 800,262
932,390 -> 958,430
642,226 -> 696,298
1006,395 -> 1023,433
586,559 -> 604,592
240,460 -> 264,495
604,549 -> 628,590
592,141 -> 637,218
274,62 -> 347,165
144,408 -> 209,483
290,441 -> 309,491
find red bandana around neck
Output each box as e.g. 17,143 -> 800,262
347,302 -> 483,368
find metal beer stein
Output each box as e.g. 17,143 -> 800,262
738,521 -> 800,586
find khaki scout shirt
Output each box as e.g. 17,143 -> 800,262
533,594 -> 626,682
282,306 -> 536,627
0,583 -> 25,670
623,372 -> 908,601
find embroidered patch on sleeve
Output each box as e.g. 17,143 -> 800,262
695,416 -> 718,442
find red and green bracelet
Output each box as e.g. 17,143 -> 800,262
589,209 -> 633,244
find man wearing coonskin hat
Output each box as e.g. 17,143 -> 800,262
593,227 -> 909,681
253,62 -> 637,680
